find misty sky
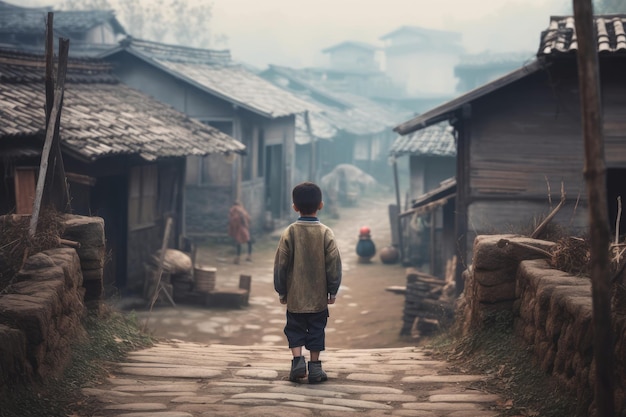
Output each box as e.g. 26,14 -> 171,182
19,0 -> 570,69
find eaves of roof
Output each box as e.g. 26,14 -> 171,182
393,59 -> 545,135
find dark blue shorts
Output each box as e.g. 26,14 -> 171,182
284,309 -> 329,351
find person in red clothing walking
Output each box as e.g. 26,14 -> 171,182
228,200 -> 252,264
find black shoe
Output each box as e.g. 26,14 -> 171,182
308,360 -> 327,383
289,356 -> 306,382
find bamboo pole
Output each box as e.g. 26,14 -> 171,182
572,1 -> 614,415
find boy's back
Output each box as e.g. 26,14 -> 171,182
274,220 -> 342,313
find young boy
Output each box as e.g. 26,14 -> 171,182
274,182 -> 342,383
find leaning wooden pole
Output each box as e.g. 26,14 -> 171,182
572,1 -> 615,416
29,37 -> 70,237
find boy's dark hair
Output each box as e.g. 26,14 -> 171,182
292,182 -> 322,215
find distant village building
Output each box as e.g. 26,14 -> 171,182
0,0 -> 125,56
299,40 -> 400,101
380,25 -> 464,99
389,122 -> 456,275
261,64 -> 404,185
454,51 -> 534,93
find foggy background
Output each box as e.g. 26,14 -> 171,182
17,0 -> 572,69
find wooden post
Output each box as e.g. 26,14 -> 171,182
392,158 -> 404,261
305,111 -> 316,181
572,1 -> 615,416
43,13 -> 70,212
29,37 -> 70,238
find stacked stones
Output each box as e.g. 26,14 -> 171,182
515,259 -> 596,412
0,248 -> 86,387
62,215 -> 106,307
459,234 -> 555,333
400,268 -> 452,336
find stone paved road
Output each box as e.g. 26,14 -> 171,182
91,194 -> 505,416
83,341 -> 502,417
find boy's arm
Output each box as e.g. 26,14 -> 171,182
273,235 -> 290,301
325,233 -> 342,300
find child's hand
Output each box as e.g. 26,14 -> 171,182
328,297 -> 336,305
280,297 -> 287,305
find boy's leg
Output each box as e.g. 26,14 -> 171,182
285,312 -> 307,382
305,310 -> 329,383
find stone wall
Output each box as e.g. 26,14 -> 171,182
458,234 -> 626,416
61,215 -> 105,306
0,248 -> 86,389
0,214 -> 105,390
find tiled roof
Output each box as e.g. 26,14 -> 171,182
111,38 -> 315,119
295,112 -> 337,145
389,121 -> 456,157
0,49 -> 245,161
0,3 -> 126,36
539,15 -> 626,55
262,65 -> 406,136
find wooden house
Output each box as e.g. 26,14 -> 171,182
0,49 -> 244,293
261,64 -> 403,185
389,122 -> 456,276
393,15 -> 626,290
100,38 -> 316,238
0,1 -> 126,56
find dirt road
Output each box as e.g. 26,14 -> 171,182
132,191 -> 414,350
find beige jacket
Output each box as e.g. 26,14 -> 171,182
273,219 -> 342,313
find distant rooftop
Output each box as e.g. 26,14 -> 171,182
322,41 -> 379,54
380,25 -> 462,43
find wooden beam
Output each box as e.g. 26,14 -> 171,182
572,1 -> 615,416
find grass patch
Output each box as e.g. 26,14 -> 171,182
0,305 -> 153,417
426,312 -> 583,417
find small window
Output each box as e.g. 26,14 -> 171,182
128,165 -> 157,229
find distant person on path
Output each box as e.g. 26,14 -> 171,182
228,200 -> 252,264
273,182 -> 342,383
